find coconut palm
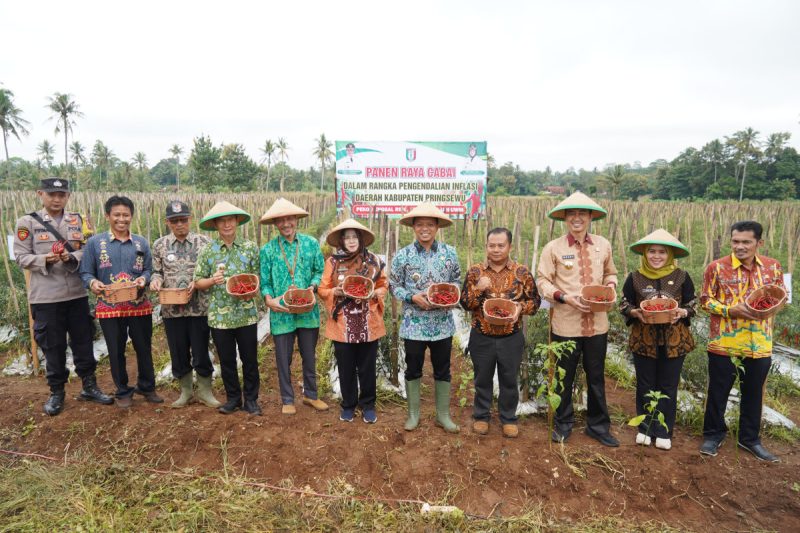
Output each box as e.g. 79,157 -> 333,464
37,140 -> 55,170
764,132 -> 791,163
0,87 -> 31,188
312,133 -> 334,192
46,93 -> 83,169
276,137 -> 289,192
169,144 -> 183,189
600,164 -> 627,201
260,139 -> 276,191
132,151 -> 148,171
91,140 -> 114,189
700,139 -> 725,184
727,128 -> 761,201
70,141 -> 87,168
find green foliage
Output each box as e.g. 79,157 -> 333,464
628,390 -> 669,434
534,340 -> 575,414
188,135 -> 221,192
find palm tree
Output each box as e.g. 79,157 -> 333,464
91,140 -> 114,189
46,93 -> 83,169
764,132 -> 791,163
0,87 -> 31,188
260,139 -> 276,191
727,128 -> 760,201
276,137 -> 289,192
169,144 -> 183,189
69,141 -> 87,190
132,151 -> 148,171
600,164 -> 627,200
37,140 -> 56,174
700,139 -> 724,183
312,133 -> 334,192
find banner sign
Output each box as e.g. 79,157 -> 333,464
335,141 -> 487,219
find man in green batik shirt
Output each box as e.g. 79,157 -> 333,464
194,201 -> 262,416
259,198 -> 327,415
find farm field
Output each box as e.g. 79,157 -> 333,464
1,192 -> 799,531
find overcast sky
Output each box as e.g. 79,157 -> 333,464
2,0 -> 798,172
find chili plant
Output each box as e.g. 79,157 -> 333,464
534,340 -> 576,446
628,390 -> 670,437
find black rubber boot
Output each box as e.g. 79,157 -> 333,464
79,375 -> 114,405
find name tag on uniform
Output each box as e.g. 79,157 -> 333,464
561,254 -> 575,260
37,233 -> 51,241
70,231 -> 82,240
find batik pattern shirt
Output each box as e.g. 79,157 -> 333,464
79,231 -> 153,318
194,237 -> 260,329
390,241 -> 461,341
259,233 -> 324,336
701,254 -> 784,358
461,259 -> 540,336
151,232 -> 210,318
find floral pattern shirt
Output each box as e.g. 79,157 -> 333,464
194,237 -> 260,329
260,233 -> 325,336
390,241 -> 461,341
151,232 -> 210,318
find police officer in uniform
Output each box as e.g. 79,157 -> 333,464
13,177 -> 113,415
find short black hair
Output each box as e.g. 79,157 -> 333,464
730,220 -> 762,240
487,227 -> 512,244
105,195 -> 135,215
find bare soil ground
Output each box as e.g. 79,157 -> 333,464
1,343 -> 799,532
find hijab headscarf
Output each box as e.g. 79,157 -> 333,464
637,244 -> 676,280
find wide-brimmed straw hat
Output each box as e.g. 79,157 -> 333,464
199,201 -> 251,231
259,198 -> 309,225
326,218 -> 375,247
399,202 -> 453,227
629,228 -> 689,258
547,191 -> 607,220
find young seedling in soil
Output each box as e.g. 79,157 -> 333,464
534,340 -> 576,448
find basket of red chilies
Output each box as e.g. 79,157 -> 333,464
482,298 -> 517,326
226,273 -> 259,301
283,287 -> 316,314
342,275 -> 374,300
745,285 -> 787,320
426,283 -> 461,309
580,285 -> 616,313
639,296 -> 678,324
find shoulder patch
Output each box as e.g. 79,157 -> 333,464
17,227 -> 30,241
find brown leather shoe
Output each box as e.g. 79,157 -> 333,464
281,404 -> 296,415
502,424 -> 519,438
116,395 -> 132,409
302,397 -> 329,411
472,420 -> 489,435
136,390 -> 164,404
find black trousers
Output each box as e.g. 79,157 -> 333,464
633,348 -> 685,438
211,324 -> 259,402
551,332 -> 611,436
31,297 -> 96,392
404,337 -> 452,382
99,315 -> 155,399
163,316 -> 212,378
469,329 -> 524,424
273,328 -> 320,404
703,353 -> 771,446
333,340 -> 378,410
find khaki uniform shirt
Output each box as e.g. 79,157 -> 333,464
151,232 -> 211,318
14,209 -> 89,304
536,233 -> 618,338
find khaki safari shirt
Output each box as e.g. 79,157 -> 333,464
14,209 -> 90,304
537,233 -> 618,338
151,232 -> 210,318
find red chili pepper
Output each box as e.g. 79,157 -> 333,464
587,295 -> 612,302
345,278 -> 370,298
51,240 -> 66,254
230,279 -> 256,295
430,291 -> 458,305
487,306 -> 511,318
288,296 -> 311,306
751,295 -> 778,310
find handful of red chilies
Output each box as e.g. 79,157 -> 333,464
51,240 -> 66,254
344,277 -> 371,298
641,301 -> 677,312
750,294 -> 779,311
429,291 -> 458,306
487,305 -> 511,318
229,280 -> 257,295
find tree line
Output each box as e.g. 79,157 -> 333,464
2,86 -> 798,200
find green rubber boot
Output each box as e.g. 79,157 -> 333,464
195,374 -> 222,408
434,380 -> 460,434
171,373 -> 193,408
404,378 -> 421,431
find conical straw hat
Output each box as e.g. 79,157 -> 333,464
398,202 -> 453,227
547,191 -> 607,220
199,201 -> 251,231
326,218 -> 375,247
629,228 -> 689,258
259,198 -> 309,225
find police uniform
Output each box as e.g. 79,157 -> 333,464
150,201 -> 220,408
13,178 -> 112,415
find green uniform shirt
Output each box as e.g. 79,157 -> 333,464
260,233 -> 324,336
194,237 -> 260,329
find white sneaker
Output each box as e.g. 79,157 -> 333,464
655,438 -> 672,450
635,432 -> 652,446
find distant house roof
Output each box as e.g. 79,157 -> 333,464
545,186 -> 566,195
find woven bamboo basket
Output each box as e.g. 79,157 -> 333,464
159,288 -> 191,305
342,275 -> 375,300
640,296 -> 678,324
103,282 -> 139,304
284,287 -> 316,314
226,273 -> 260,301
580,285 -> 616,312
426,283 -> 461,309
745,285 -> 787,320
483,298 -> 517,326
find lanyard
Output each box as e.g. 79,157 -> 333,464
278,237 -> 301,284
